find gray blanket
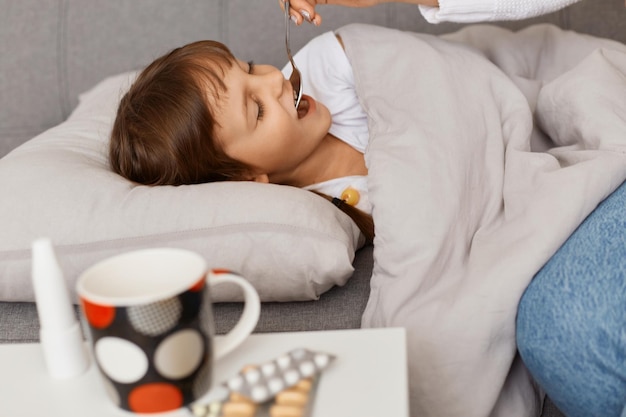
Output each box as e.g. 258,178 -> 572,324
338,23 -> 626,417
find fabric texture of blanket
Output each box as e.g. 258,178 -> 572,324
337,23 -> 626,417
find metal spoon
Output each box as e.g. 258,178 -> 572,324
284,0 -> 303,109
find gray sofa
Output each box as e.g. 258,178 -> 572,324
2,1 -> 626,416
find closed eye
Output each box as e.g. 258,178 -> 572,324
256,100 -> 265,121
247,61 -> 265,121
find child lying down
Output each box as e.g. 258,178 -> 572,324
109,31 -> 374,243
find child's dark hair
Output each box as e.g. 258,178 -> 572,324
109,40 -> 373,244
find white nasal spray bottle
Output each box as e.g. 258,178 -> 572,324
31,238 -> 89,379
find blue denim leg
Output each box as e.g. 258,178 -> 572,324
517,180 -> 626,417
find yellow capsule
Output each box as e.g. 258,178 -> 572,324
340,187 -> 360,206
240,364 -> 258,373
275,389 -> 308,407
221,401 -> 257,417
229,392 -> 254,404
293,378 -> 313,392
269,404 -> 304,417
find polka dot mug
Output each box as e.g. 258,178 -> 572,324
76,248 -> 260,414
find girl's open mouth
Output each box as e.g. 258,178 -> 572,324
297,95 -> 314,119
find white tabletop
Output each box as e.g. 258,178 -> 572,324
0,327 -> 408,417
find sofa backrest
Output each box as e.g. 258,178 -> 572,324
2,0 -> 625,158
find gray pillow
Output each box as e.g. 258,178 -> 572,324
0,72 -> 362,303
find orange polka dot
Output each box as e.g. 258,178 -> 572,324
211,268 -> 231,275
128,383 -> 183,413
189,277 -> 205,292
81,298 -> 115,329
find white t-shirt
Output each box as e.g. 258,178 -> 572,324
281,31 -> 371,214
419,0 -> 580,23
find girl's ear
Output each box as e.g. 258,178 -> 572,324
251,173 -> 269,183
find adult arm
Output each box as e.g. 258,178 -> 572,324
283,0 -> 438,25
284,0 -> 580,25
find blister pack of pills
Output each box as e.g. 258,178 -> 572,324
190,348 -> 335,417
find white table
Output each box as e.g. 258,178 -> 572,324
0,328 -> 408,417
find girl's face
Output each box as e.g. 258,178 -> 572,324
211,59 -> 332,185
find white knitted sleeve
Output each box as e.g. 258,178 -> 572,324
419,0 -> 581,23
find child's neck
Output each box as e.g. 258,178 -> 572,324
283,133 -> 368,188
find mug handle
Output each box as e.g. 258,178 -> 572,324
207,270 -> 261,360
